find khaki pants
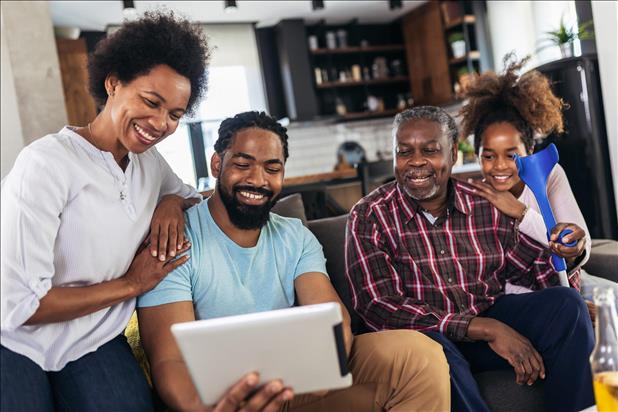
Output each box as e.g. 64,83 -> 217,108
281,330 -> 450,412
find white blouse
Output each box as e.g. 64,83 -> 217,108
518,164 -> 591,271
0,127 -> 200,371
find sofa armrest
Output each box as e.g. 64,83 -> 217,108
583,239 -> 618,283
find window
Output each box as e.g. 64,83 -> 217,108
156,24 -> 267,190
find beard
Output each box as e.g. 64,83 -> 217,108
403,182 -> 440,201
217,179 -> 278,230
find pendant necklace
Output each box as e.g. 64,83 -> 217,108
87,123 -> 128,201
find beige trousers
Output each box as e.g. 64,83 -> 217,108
281,329 -> 450,412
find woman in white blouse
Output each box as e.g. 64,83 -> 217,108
0,12 -> 208,411
459,54 -> 616,302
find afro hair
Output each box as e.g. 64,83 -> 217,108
88,10 -> 210,115
459,53 -> 565,153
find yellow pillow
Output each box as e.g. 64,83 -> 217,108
124,311 -> 153,387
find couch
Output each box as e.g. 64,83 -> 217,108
272,194 -> 618,412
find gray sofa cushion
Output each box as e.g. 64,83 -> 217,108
584,239 -> 618,283
271,193 -> 308,226
307,214 -> 369,335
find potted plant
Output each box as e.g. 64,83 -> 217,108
540,17 -> 594,58
448,32 -> 466,59
456,66 -> 475,92
458,138 -> 475,164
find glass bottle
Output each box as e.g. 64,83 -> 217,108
590,287 -> 618,411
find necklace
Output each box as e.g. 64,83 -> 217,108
86,123 -> 128,201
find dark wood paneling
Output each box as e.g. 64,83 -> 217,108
402,2 -> 453,105
56,38 -> 97,126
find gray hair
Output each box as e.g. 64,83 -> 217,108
392,106 -> 459,147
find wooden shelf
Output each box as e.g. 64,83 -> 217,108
311,44 -> 405,55
316,76 -> 409,89
338,108 -> 401,121
449,51 -> 481,65
445,15 -> 476,30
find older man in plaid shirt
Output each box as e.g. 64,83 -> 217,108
345,106 -> 595,412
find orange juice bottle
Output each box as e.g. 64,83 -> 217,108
590,288 -> 618,412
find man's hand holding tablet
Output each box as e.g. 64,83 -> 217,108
208,372 -> 293,412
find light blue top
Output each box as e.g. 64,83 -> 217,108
137,200 -> 328,320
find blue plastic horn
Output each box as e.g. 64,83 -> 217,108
514,143 -> 576,287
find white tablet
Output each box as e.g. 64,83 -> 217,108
171,302 -> 353,405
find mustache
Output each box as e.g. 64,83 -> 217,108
233,185 -> 274,198
404,169 -> 435,178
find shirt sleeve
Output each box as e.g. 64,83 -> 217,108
293,224 -> 328,279
154,148 -> 202,201
547,165 -> 591,273
518,165 -> 589,280
1,147 -> 70,330
345,208 -> 474,341
137,212 -> 196,307
499,212 -> 568,290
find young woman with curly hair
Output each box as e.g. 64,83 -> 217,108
0,11 -> 213,411
459,53 -> 616,300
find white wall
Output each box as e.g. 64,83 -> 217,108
199,24 -> 267,113
486,1 -> 577,71
591,0 -> 618,220
1,9 -> 24,179
1,1 -> 67,179
486,1 -> 537,71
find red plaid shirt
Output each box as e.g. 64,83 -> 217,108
345,179 -> 579,341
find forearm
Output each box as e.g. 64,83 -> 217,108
152,359 -> 205,412
466,317 -> 496,341
24,278 -> 136,325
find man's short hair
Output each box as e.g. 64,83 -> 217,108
393,106 -> 459,147
215,111 -> 289,161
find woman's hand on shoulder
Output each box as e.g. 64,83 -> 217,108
150,195 -> 199,262
123,239 -> 191,296
467,179 -> 527,220
549,222 -> 586,259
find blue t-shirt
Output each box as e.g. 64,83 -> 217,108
137,200 -> 328,320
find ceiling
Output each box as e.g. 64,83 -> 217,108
49,0 -> 424,31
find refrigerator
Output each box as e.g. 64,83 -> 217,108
535,55 -> 617,240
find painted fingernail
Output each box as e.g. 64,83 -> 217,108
178,244 -> 183,249
170,250 -> 176,257
159,254 -> 166,261
151,250 -> 157,257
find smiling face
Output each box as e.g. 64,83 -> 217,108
211,127 -> 285,230
394,119 -> 457,204
106,64 -> 190,153
479,122 -> 530,193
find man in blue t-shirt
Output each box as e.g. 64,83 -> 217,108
137,111 -> 450,412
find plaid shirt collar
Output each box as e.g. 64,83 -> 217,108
395,178 -> 470,223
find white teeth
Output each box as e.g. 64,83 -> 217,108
493,175 -> 512,181
134,124 -> 156,141
239,191 -> 264,200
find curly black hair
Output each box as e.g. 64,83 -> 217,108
459,53 -> 565,153
88,10 -> 210,115
215,111 -> 289,161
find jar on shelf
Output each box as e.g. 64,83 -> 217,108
336,30 -> 348,48
325,31 -> 337,49
308,35 -> 318,51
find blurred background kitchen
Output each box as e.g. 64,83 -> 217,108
1,0 -> 616,236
